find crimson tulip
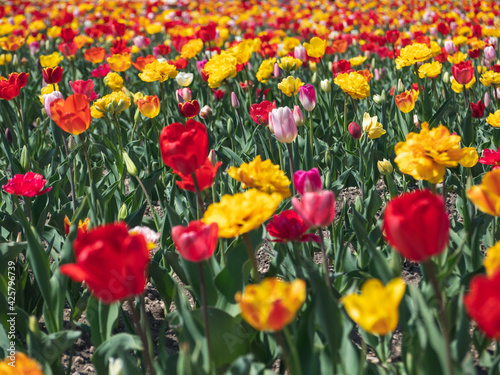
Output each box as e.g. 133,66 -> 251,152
175,158 -> 222,192
69,80 -> 99,101
0,72 -> 29,101
386,29 -> 399,44
2,172 -> 51,197
171,220 -> 218,262
293,168 -> 322,196
452,60 -> 474,85
470,100 -> 485,118
178,100 -> 200,119
267,210 -> 320,243
250,100 -> 276,126
42,66 -> 63,84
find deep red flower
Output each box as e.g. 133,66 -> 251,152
169,58 -> 189,70
175,158 -> 221,192
434,48 -> 448,63
196,22 -> 217,42
332,59 -> 352,76
464,271 -> 500,340
470,100 -> 485,118
212,89 -> 225,101
267,210 -> 320,243
2,172 -> 51,197
159,119 -> 208,175
110,38 -> 130,55
171,220 -> 218,262
0,72 -> 29,101
479,148 -> 500,169
437,22 -> 450,35
256,88 -> 270,100
43,66 -> 63,84
69,79 -> 99,101
386,29 -> 399,44
467,48 -> 481,59
383,190 -> 449,262
154,44 -> 171,56
60,222 -> 150,304
250,100 -> 276,126
472,24 -> 482,38
452,60 -> 475,85
91,64 -> 110,78
60,27 -> 77,43
111,21 -> 126,37
178,100 -> 200,118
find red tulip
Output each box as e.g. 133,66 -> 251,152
479,148 -> 500,170
267,210 -> 320,243
43,66 -> 63,84
178,100 -> 200,119
0,72 -> 29,100
467,48 -> 481,60
348,122 -> 362,139
196,23 -> 217,42
293,168 -> 322,195
212,89 -> 225,101
332,60 -> 352,77
250,100 -> 276,126
91,64 -> 110,78
291,190 -> 336,229
69,79 -> 99,101
159,119 -> 208,175
464,271 -> 500,340
452,60 -> 474,85
175,158 -> 222,192
60,222 -> 150,304
2,172 -> 51,197
171,220 -> 218,262
60,27 -> 77,43
58,42 -> 78,58
383,190 -> 449,262
470,100 -> 485,118
50,93 -> 92,135
386,29 -> 400,44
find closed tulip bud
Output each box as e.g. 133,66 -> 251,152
200,105 -> 212,119
292,190 -> 336,229
299,84 -> 316,111
311,72 -> 317,83
209,149 -> 217,167
273,63 -> 280,78
414,114 -> 420,127
374,68 -> 381,81
484,46 -> 496,62
397,79 -> 405,93
293,168 -> 322,195
176,72 -> 194,87
444,40 -> 456,54
172,220 -> 218,262
348,122 -> 361,139
294,45 -> 306,62
442,71 -> 450,84
328,61 -> 333,71
5,128 -> 12,143
29,315 -> 41,337
118,203 -> 128,220
68,136 -> 77,150
12,54 -> 18,67
377,159 -> 393,175
109,358 -> 124,375
381,89 -> 387,101
485,92 -> 492,107
231,92 -> 240,109
136,95 -> 160,118
134,108 -> 141,123
176,88 -> 192,102
293,105 -> 304,126
373,94 -> 384,105
122,151 -> 138,177
320,79 -> 331,93
20,146 -> 29,170
269,107 -> 298,143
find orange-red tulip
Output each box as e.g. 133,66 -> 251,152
50,93 -> 91,135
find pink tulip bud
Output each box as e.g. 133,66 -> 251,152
293,105 -> 304,126
273,63 -> 280,78
484,92 -> 492,108
231,92 -> 240,109
133,36 -> 150,49
269,107 -> 298,144
348,122 -> 361,139
374,68 -> 381,81
294,45 -> 306,62
444,40 -> 456,55
196,59 -> 207,74
176,88 -> 192,102
484,46 -> 496,62
29,41 -> 39,56
209,149 -> 217,167
43,91 -> 64,119
293,168 -> 322,196
299,84 -> 316,112
292,190 -> 336,229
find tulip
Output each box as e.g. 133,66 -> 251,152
42,66 -> 63,84
293,45 -> 306,62
69,79 -> 99,101
320,79 -> 331,93
0,72 -> 29,100
176,88 -> 192,102
178,100 -> 200,118
293,105 -> 304,126
273,63 -> 280,78
485,92 -> 492,107
362,113 -> 386,139
383,189 -> 449,262
231,92 -> 240,109
176,72 -> 194,86
267,210 -> 320,243
395,90 -> 417,113
5,128 -> 12,143
269,107 -> 298,143
373,94 -> 384,105
196,23 -> 217,42
2,172 -> 52,197
29,41 -> 39,56
452,60 -> 474,85
291,190 -> 335,229
250,100 -> 276,126
471,100 -> 485,118
133,36 -> 150,49
374,68 -> 381,81
293,168 -> 322,195
64,216 -> 90,237
348,122 -> 362,139
467,169 -> 500,216
377,159 -> 393,175
386,29 -> 399,44
200,105 -> 212,119
299,84 -> 316,111
136,95 -> 160,118
172,220 -> 218,262
444,40 -> 456,55
485,46 -> 497,62
175,158 -> 222,193
50,93 -> 92,135
42,91 -> 64,119
91,64 -> 110,78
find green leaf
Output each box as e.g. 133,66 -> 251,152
92,333 -> 143,375
428,96 -> 452,128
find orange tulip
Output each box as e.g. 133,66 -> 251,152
50,93 -> 92,135
136,95 -> 160,118
132,55 -> 157,72
84,47 -> 106,63
395,90 -> 417,113
467,169 -> 500,216
107,53 -> 131,72
331,39 -> 348,54
0,35 -> 25,51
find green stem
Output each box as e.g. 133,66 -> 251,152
308,111 -> 314,168
25,197 -> 33,224
318,229 -> 334,295
135,175 -> 160,231
112,114 -> 124,155
286,142 -> 295,195
280,327 -> 303,375
243,233 -> 261,282
78,134 -> 93,184
198,262 -> 213,373
62,133 -> 77,213
343,94 -> 348,134
191,172 -> 205,218
13,98 -> 30,166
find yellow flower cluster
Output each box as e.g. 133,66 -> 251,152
487,110 -> 500,128
480,70 -> 500,87
278,76 -> 304,97
278,56 -> 303,71
334,72 -> 370,99
203,53 -> 238,88
395,43 -> 433,69
256,58 -> 276,83
139,60 -> 178,83
227,155 -> 291,198
395,122 -> 478,183
40,52 -> 63,68
181,39 -> 203,59
91,91 -> 131,118
418,61 -> 442,79
227,39 -> 254,64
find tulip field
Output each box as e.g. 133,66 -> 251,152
3,0 -> 500,374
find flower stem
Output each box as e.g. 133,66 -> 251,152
463,85 -> 469,114
308,111 -> 314,168
277,327 -> 302,375
198,262 -> 213,373
318,229 -> 333,295
343,94 -> 348,135
286,142 -> 296,195
191,172 -> 205,218
243,232 -> 261,282
62,133 -> 77,213
135,175 -> 160,231
13,97 -> 30,166
78,134 -> 93,184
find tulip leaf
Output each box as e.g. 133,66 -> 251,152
0,241 -> 26,274
428,96 -> 452,128
149,260 -> 176,311
92,333 -> 143,375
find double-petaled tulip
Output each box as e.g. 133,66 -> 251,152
50,93 -> 92,135
69,79 -> 99,101
43,66 -> 63,84
175,158 -> 222,192
395,90 -> 418,113
293,168 -> 322,195
60,222 -> 150,303
452,60 -> 474,85
42,91 -> 64,119
383,190 -> 449,262
0,72 -> 29,100
299,84 -> 316,112
292,190 -> 335,229
171,220 -> 218,262
176,88 -> 192,102
84,47 -> 106,64
178,100 -> 200,119
267,210 -> 320,243
159,119 -> 208,175
136,95 -> 160,118
250,100 -> 276,126
471,100 -> 485,118
269,107 -> 298,144
235,278 -> 306,332
2,172 -> 52,197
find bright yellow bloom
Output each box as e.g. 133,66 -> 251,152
447,51 -> 467,65
228,39 -> 254,64
0,54 -> 12,66
453,35 -> 468,46
362,113 -> 386,139
395,122 -> 478,183
91,105 -> 104,119
484,241 -> 500,276
480,70 -> 500,87
278,76 -> 303,97
139,60 -> 178,83
418,61 -> 442,79
334,72 -> 370,100
146,23 -> 163,34
0,352 -> 43,374
451,76 -> 476,93
40,52 -> 63,68
107,54 -> 131,72
377,159 -> 393,175
227,155 -> 291,198
93,91 -> 131,116
202,53 -> 237,88
47,26 -> 62,38
278,56 -> 303,71
430,41 -> 442,57
395,43 -> 433,69
39,84 -> 59,103
395,90 -> 418,113
235,278 -> 306,332
181,39 -> 203,59
303,37 -> 326,58
341,278 -> 406,336
467,169 -> 500,216
256,58 -> 276,83
283,37 -> 301,52
202,189 -> 282,238
487,110 -> 500,128
136,95 -> 160,119
104,72 -> 124,91
349,55 -> 367,67
0,35 -> 25,51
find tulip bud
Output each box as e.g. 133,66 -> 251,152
20,146 -> 29,170
115,99 -> 128,113
377,159 -> 393,175
381,89 -> 387,101
29,315 -> 41,337
320,79 -> 331,93
134,108 -> 141,123
231,92 -> 240,109
294,45 -> 306,62
200,105 -> 212,119
444,40 -> 456,55
397,79 -> 405,93
328,61 -> 333,71
269,107 -> 298,143
12,54 -> 18,67
484,46 -> 497,62
293,168 -> 322,195
109,358 -> 124,375
293,105 -> 304,126
309,61 -> 317,72
122,151 -> 138,177
299,84 -> 316,112
373,94 -> 384,105
273,63 -> 280,78
209,149 -> 217,167
176,88 -> 192,102
68,136 -> 77,150
311,72 -> 317,84
485,92 -> 492,107
374,68 -> 381,81
442,71 -> 450,84
413,114 -> 420,127
348,122 -> 361,139
5,128 -> 12,143
118,203 -> 128,220
227,118 -> 234,134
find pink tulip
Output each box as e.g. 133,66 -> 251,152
293,168 -> 322,195
171,221 -> 218,263
273,63 -> 280,78
43,91 -> 64,119
484,46 -> 496,62
231,92 -> 240,109
299,84 -> 316,112
269,107 -> 297,143
293,105 -> 304,126
294,45 -> 306,61
348,122 -> 361,139
176,88 -> 192,102
292,190 -> 336,229
69,79 -> 99,101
